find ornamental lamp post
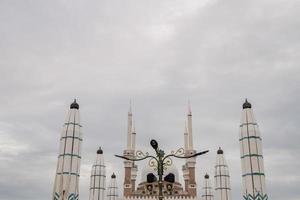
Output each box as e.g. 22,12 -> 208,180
115,139 -> 209,200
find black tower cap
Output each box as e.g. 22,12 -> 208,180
204,174 -> 209,179
70,99 -> 79,109
97,147 -> 103,154
111,173 -> 116,179
217,147 -> 223,154
243,99 -> 252,109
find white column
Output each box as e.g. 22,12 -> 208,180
202,174 -> 214,200
107,173 -> 119,200
239,99 -> 268,200
89,147 -> 106,200
52,99 -> 82,200
214,148 -> 231,200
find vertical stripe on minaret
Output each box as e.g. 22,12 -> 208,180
89,147 -> 106,200
202,174 -> 214,200
107,173 -> 119,200
52,99 -> 82,200
239,99 -> 268,200
214,148 -> 231,200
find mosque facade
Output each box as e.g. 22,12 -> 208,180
52,99 -> 269,200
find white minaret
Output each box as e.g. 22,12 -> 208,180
202,174 -> 214,200
52,99 -> 82,200
182,122 -> 189,192
187,101 -> 194,150
131,121 -> 138,192
214,148 -> 231,200
123,103 -> 135,196
89,147 -> 106,200
239,99 -> 268,200
186,102 -> 197,196
107,173 -> 119,200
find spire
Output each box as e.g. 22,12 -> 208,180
107,173 -> 118,200
188,99 -> 192,115
53,100 -> 82,200
215,147 -> 231,200
202,173 -> 214,200
187,100 -> 193,150
239,101 -> 268,199
89,147 -> 106,200
127,101 -> 133,150
70,99 -> 79,109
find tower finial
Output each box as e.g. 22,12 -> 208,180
243,98 -> 252,109
205,173 -> 209,179
70,99 -> 79,109
111,173 -> 116,179
129,99 -> 132,114
97,147 -> 103,154
188,99 -> 192,114
217,147 -> 223,154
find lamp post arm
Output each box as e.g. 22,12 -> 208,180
115,154 -> 158,163
162,150 -> 209,162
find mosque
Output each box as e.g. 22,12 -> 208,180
52,99 -> 269,200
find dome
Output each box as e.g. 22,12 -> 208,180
204,174 -> 209,179
97,147 -> 103,154
70,99 -> 79,109
242,99 -> 251,109
140,162 -> 179,183
111,173 -> 116,179
217,147 -> 223,154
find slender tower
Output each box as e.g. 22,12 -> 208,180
214,148 -> 231,200
182,122 -> 189,193
107,173 -> 119,200
131,121 -> 138,192
89,147 -> 106,200
52,99 -> 82,200
186,102 -> 197,196
202,174 -> 214,200
123,104 -> 134,196
239,99 -> 268,200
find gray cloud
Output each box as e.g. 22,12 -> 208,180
0,0 -> 299,200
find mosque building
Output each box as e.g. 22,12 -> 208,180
52,99 -> 269,200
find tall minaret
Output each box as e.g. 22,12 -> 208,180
239,99 -> 268,200
182,123 -> 189,193
52,99 -> 82,200
214,148 -> 231,200
186,102 -> 197,196
89,147 -> 106,200
202,174 -> 214,200
123,104 -> 134,196
107,173 -> 119,200
131,121 -> 138,192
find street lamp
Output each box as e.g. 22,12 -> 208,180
115,139 -> 209,200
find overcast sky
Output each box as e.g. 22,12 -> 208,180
0,0 -> 299,200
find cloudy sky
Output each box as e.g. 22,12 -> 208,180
0,0 -> 299,200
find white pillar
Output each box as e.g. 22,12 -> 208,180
52,99 -> 82,200
89,147 -> 106,200
214,148 -> 231,200
107,173 -> 119,200
202,174 -> 214,200
239,99 -> 268,200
